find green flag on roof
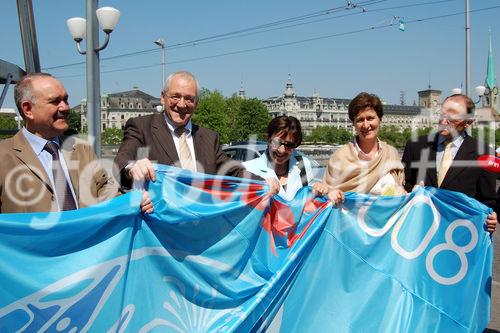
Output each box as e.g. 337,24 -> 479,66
486,31 -> 496,89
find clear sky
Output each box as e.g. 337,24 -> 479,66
1,0 -> 499,110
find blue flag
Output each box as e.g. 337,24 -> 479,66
0,165 -> 492,332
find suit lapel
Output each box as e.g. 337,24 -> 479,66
191,124 -> 205,166
151,113 -> 178,163
12,131 -> 54,194
425,136 -> 438,187
441,135 -> 474,188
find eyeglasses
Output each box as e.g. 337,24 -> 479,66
439,115 -> 472,124
270,138 -> 296,150
167,94 -> 197,105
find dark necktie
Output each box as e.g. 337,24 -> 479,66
43,142 -> 77,211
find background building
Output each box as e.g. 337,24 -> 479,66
73,89 -> 161,131
77,82 -> 441,136
262,76 -> 439,135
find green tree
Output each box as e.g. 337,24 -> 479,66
379,125 -> 401,147
193,89 -> 229,143
231,98 -> 270,143
0,116 -> 19,130
416,127 -> 433,137
307,126 -> 332,143
101,128 -> 123,145
472,125 -> 500,148
193,91 -> 270,144
0,116 -> 20,139
67,109 -> 81,134
226,95 -> 243,143
306,126 -> 351,145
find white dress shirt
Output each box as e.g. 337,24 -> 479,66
163,113 -> 197,172
243,150 -> 316,200
436,133 -> 465,172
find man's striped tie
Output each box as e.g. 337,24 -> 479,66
44,142 -> 77,211
174,127 -> 195,171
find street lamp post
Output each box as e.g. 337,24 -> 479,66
465,0 -> 471,97
66,1 -> 120,157
154,38 -> 166,89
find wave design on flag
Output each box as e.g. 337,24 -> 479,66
0,247 -> 259,332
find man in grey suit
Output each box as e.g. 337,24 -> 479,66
114,71 -> 279,194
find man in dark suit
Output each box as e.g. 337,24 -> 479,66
114,71 -> 279,194
0,73 -> 122,213
402,94 -> 497,232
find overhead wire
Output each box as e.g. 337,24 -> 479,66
53,3 -> 500,78
169,0 -> 460,52
49,0 -> 459,71
44,0 -> 390,70
48,0 -> 456,70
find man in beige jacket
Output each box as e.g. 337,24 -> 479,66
0,73 -> 141,213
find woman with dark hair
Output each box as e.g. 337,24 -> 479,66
244,116 -> 342,202
321,92 -> 405,195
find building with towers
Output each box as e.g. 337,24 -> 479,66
262,75 -> 437,134
73,89 -> 161,132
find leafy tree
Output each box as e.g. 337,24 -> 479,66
193,90 -> 269,144
379,125 -> 402,147
67,109 -> 81,134
0,116 -> 20,139
0,116 -> 19,130
307,126 -> 328,143
472,125 -> 499,148
198,87 -> 212,100
307,124 -> 433,148
101,128 -> 123,145
193,90 -> 229,143
306,126 -> 351,145
416,127 -> 433,137
231,98 -> 270,143
334,127 -> 353,144
226,95 -> 243,143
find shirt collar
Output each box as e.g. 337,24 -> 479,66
437,132 -> 465,147
163,112 -> 192,134
352,136 -> 381,161
22,127 -> 60,156
264,149 -> 298,171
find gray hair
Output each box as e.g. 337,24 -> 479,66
162,71 -> 200,97
14,72 -> 54,118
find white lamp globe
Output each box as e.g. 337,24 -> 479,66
66,17 -> 87,41
474,85 -> 486,97
96,7 -> 120,33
